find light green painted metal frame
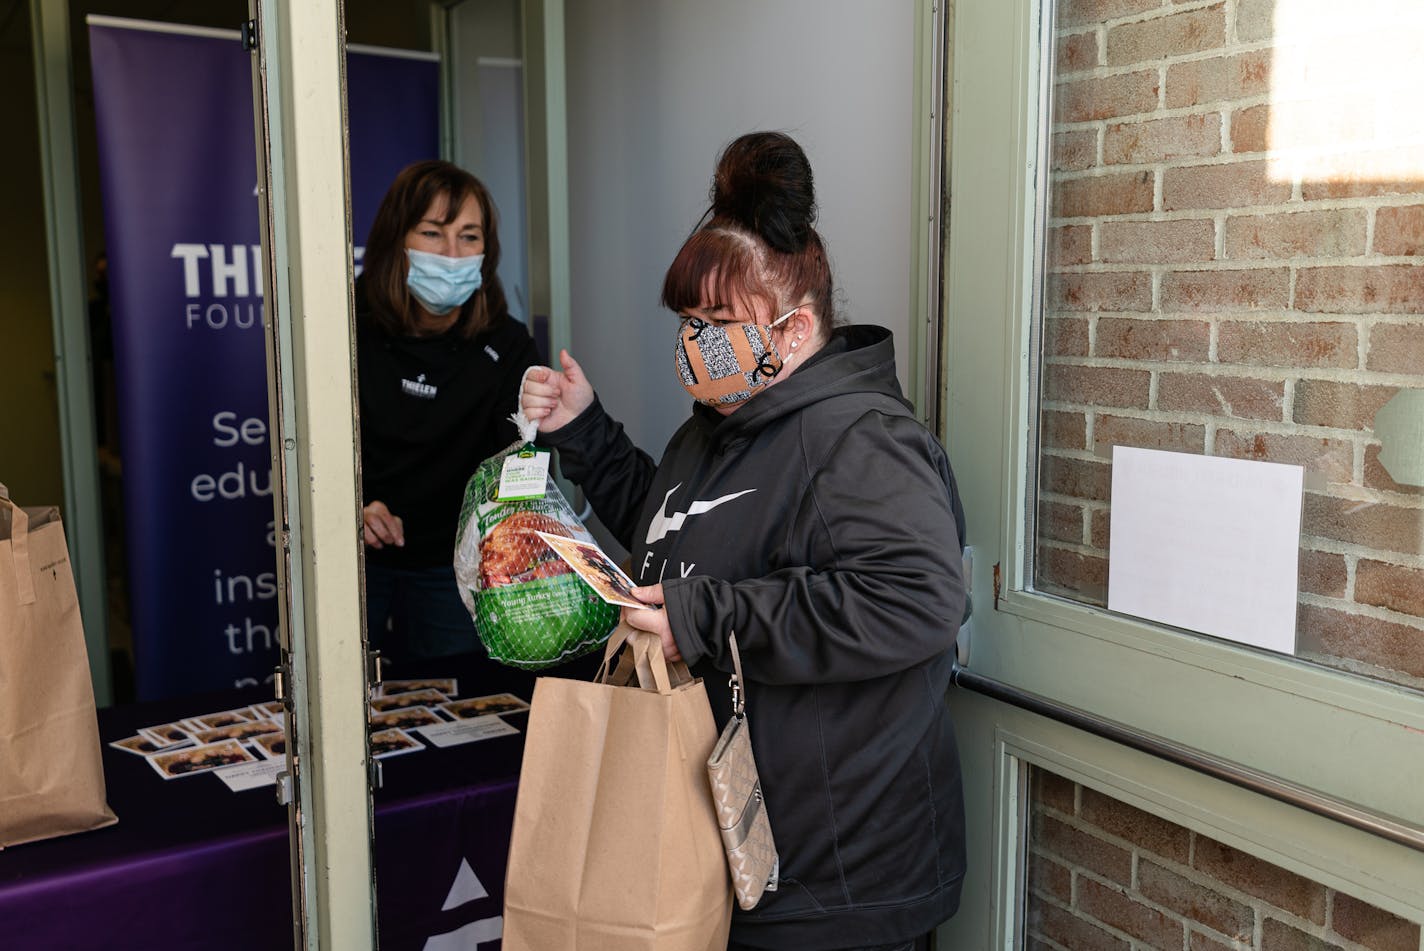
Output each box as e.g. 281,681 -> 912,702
250,0 -> 376,946
910,0 -> 948,428
29,0 -> 111,706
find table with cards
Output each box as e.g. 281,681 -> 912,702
0,650 -> 596,951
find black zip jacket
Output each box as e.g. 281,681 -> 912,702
356,278 -> 539,569
540,325 -> 967,949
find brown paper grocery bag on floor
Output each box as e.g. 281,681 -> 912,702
503,623 -> 732,951
0,484 -> 117,847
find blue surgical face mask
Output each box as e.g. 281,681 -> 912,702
405,248 -> 484,316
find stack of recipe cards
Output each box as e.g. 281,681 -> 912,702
108,700 -> 289,784
108,681 -> 532,790
370,678 -> 530,750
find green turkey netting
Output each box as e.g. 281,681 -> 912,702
454,440 -> 617,669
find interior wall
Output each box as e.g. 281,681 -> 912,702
563,0 -> 919,453
451,0 -> 531,324
452,0 -> 520,165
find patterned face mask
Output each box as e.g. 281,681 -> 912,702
673,308 -> 797,407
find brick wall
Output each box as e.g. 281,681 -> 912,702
1037,0 -> 1424,688
1026,766 -> 1423,951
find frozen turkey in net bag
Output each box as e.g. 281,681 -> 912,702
454,440 -> 617,669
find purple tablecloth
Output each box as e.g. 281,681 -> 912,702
0,651 -> 600,950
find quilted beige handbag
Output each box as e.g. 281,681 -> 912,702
705,632 -> 779,910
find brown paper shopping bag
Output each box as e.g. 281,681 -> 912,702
1,484 -> 116,847
503,622 -> 733,951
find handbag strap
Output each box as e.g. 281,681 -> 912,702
728,631 -> 746,718
0,484 -> 35,606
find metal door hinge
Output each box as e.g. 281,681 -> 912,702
275,770 -> 293,806
272,658 -> 293,711
369,758 -> 384,790
241,19 -> 258,52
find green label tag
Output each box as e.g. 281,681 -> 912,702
497,446 -> 550,501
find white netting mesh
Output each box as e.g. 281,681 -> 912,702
454,441 -> 617,669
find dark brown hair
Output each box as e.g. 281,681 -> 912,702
362,160 -> 508,338
661,132 -> 834,336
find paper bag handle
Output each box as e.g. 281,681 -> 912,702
0,484 -> 35,606
631,631 -> 674,694
596,620 -> 637,684
595,620 -> 694,693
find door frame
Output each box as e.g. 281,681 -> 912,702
250,0 -> 375,946
255,1 -> 574,945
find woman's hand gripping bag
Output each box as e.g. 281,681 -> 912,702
454,415 -> 618,668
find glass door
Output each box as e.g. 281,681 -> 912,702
940,0 -> 1424,947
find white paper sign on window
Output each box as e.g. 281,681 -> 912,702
1108,446 -> 1305,655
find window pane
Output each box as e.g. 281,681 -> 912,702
1035,0 -> 1424,689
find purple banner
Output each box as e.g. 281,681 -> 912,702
88,22 -> 439,699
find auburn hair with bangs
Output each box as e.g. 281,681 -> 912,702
362,160 -> 509,339
661,132 -> 834,333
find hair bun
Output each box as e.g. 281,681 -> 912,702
711,132 -> 817,254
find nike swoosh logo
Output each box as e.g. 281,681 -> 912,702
645,484 -> 757,545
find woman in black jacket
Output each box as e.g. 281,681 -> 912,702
358,161 -> 538,661
521,132 -> 968,951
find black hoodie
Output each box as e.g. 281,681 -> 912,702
355,277 -> 539,569
540,324 -> 967,949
